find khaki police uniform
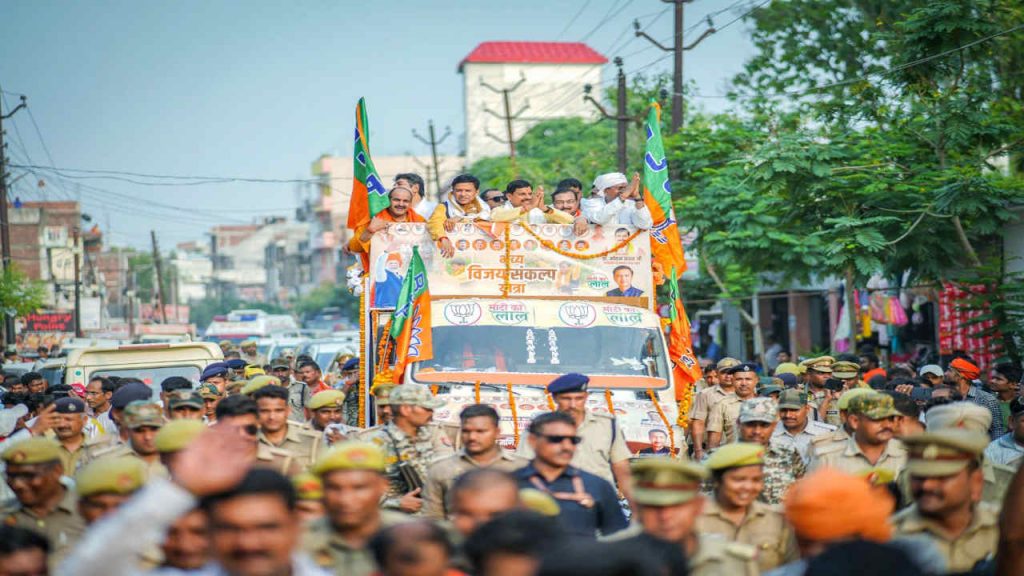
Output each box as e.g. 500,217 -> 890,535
697,499 -> 797,572
56,442 -> 88,475
255,443 -> 305,477
690,533 -> 760,576
809,436 -> 907,477
423,449 -> 528,519
258,421 -> 323,468
892,428 -> 998,571
87,443 -> 170,479
706,394 -> 758,446
2,487 -> 85,565
689,385 -> 731,422
304,440 -> 412,575
303,510 -> 409,576
76,433 -> 122,468
517,410 -> 630,487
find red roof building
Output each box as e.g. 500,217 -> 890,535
459,41 -> 607,71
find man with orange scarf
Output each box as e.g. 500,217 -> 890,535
945,357 -> 1005,439
348,185 -> 425,256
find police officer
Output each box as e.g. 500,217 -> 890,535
605,457 -> 758,576
1,437 -> 85,565
166,389 -> 205,421
734,398 -> 805,505
74,456 -> 148,525
691,357 -> 741,460
362,384 -> 453,513
515,411 -> 626,537
707,363 -> 760,449
270,356 -> 309,422
214,394 -> 303,477
800,356 -> 835,420
922,402 -> 1015,505
339,357 -> 361,427
698,443 -> 798,572
155,419 -> 208,472
304,441 -> 411,576
424,404 -> 527,519
197,383 -> 222,423
809,392 -> 907,477
892,428 -> 999,572
87,401 -> 169,478
200,361 -> 231,394
51,396 -> 89,473
307,390 -> 356,446
517,373 -> 632,501
807,387 -> 875,461
239,339 -> 266,366
772,389 -> 837,464
251,383 -> 322,468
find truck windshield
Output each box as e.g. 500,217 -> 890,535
92,365 -> 202,389
421,325 -> 669,378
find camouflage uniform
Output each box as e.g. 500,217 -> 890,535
760,442 -> 806,505
363,421 -> 453,510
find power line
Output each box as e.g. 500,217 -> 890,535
556,0 -> 594,39
579,0 -> 635,42
713,0 -> 771,34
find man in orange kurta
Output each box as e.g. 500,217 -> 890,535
349,185 -> 426,256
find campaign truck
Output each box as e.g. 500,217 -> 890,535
362,221 -> 681,455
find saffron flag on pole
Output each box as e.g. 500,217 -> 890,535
642,100 -> 702,390
347,98 -> 390,231
390,246 -> 433,383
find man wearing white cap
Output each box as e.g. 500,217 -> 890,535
918,365 -> 943,387
581,172 -> 652,229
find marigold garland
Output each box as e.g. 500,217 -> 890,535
358,287 -> 367,428
507,382 -> 520,448
474,381 -> 482,405
676,379 -> 695,429
647,388 -> 677,456
502,225 -> 512,298
429,385 -> 439,396
375,317 -> 394,374
520,222 -> 641,260
545,390 -> 556,411
604,388 -> 615,416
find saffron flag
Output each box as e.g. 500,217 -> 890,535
669,266 -> 703,395
347,98 -> 390,231
390,246 -> 432,383
642,101 -> 702,390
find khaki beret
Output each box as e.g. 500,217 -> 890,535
831,361 -> 861,379
716,357 -> 741,371
800,356 -> 835,373
903,429 -> 988,477
705,442 -> 765,472
241,375 -> 281,396
155,419 -> 208,453
75,456 -> 148,497
1,437 -> 61,465
774,362 -> 805,376
630,457 -> 708,506
925,402 -> 992,434
309,390 -> 346,411
837,387 -> 875,411
291,472 -> 324,500
313,441 -> 386,476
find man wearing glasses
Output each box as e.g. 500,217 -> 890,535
518,373 -> 633,503
480,188 -> 505,209
515,411 -> 627,537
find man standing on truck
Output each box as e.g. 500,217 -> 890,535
490,180 -> 575,225
518,373 -> 633,503
348,186 -> 425,256
362,384 -> 453,514
581,172 -> 653,229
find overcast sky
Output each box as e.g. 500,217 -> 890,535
1,0 -> 757,249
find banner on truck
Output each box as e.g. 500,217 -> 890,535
369,223 -> 653,309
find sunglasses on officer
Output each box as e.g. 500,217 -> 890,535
538,433 -> 583,445
483,193 -> 505,205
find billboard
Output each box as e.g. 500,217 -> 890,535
368,222 -> 653,309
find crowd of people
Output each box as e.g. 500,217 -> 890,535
1,344 -> 1022,576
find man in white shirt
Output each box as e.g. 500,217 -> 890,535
581,172 -> 652,229
395,172 -> 437,220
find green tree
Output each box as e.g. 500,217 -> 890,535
1,265 -> 47,317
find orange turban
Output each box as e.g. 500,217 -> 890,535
950,358 -> 980,380
784,469 -> 894,543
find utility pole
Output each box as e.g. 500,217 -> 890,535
480,75 -> 529,160
0,93 -> 27,346
150,230 -> 167,323
412,120 -> 451,201
584,57 -> 639,174
634,1 -> 715,132
127,268 -> 135,341
73,227 -> 82,337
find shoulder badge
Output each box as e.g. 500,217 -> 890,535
724,541 -> 758,560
